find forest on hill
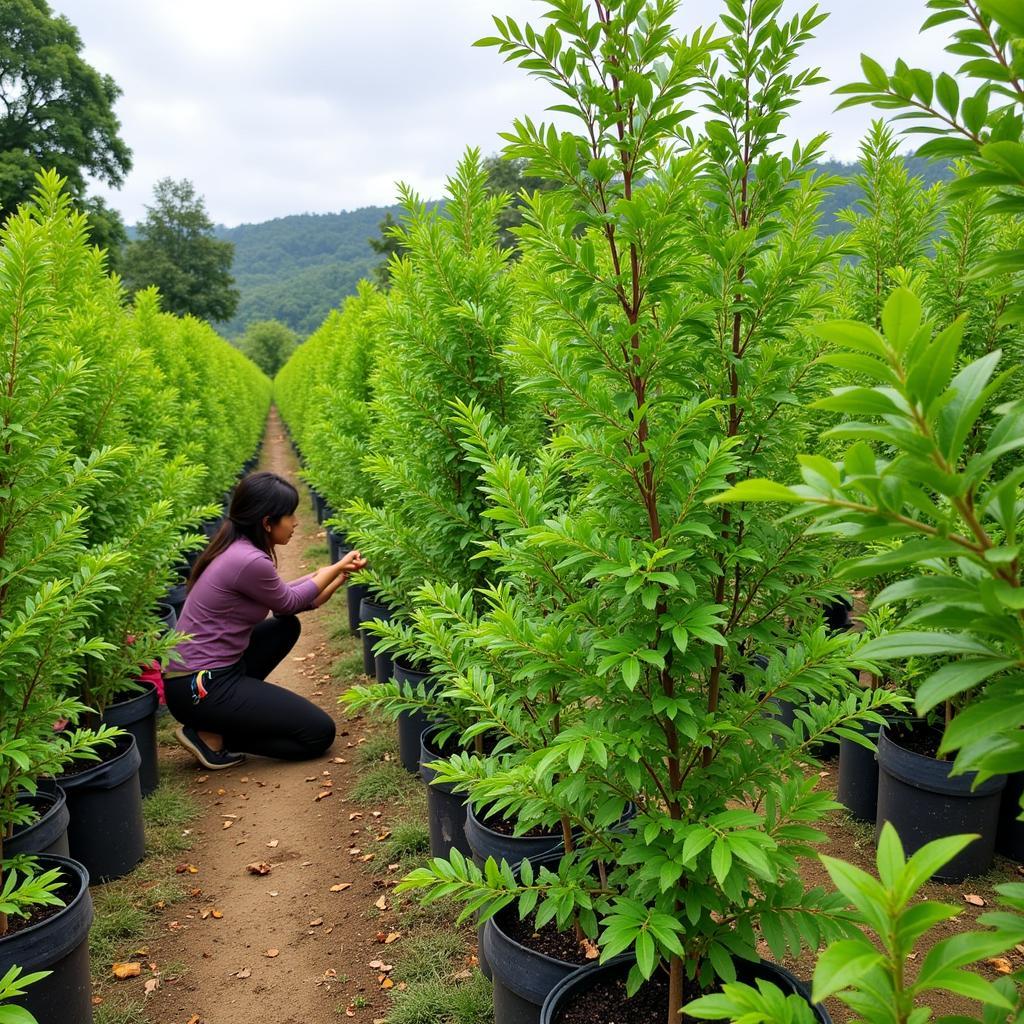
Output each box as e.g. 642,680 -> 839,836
217,154 -> 952,340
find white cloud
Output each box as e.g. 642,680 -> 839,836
54,0 -> 959,226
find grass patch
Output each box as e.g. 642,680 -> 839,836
357,733 -> 400,765
387,973 -> 492,1024
94,1001 -> 148,1024
89,888 -> 150,969
351,762 -> 415,802
382,819 -> 430,863
391,930 -> 469,984
333,651 -> 366,679
143,782 -> 195,828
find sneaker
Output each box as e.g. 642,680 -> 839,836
174,725 -> 246,770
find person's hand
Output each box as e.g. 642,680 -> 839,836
338,549 -> 367,575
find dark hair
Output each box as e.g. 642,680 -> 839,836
188,471 -> 300,589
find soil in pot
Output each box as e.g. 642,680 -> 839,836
0,855 -> 95,1024
5,780 -> 71,858
58,732 -> 146,883
540,953 -> 830,1024
102,679 -> 160,797
996,771 -> 1024,862
394,660 -> 438,774
485,905 -> 594,1024
876,721 -> 1006,882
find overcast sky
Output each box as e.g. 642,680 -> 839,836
54,1 -> 958,227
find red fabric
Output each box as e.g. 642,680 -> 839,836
137,661 -> 167,705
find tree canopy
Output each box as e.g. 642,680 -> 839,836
0,0 -> 132,220
238,319 -> 298,377
123,177 -> 240,323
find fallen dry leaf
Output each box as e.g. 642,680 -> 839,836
309,917 -> 324,927
381,977 -> 394,990
234,967 -> 251,979
383,931 -> 401,944
187,1016 -> 202,1024
315,789 -> 333,801
264,948 -> 280,958
368,960 -> 393,972
91,996 -> 104,1006
330,883 -> 352,892
176,863 -> 199,875
964,894 -> 986,907
345,1008 -> 355,1018
989,957 -> 1013,974
246,861 -> 273,876
374,895 -> 387,910
112,962 -> 142,979
268,890 -> 279,897
349,812 -> 363,821
348,847 -> 361,855
211,909 -> 224,919
358,853 -> 375,863
143,977 -> 160,996
266,839 -> 279,848
222,820 -> 234,830
580,939 -> 600,960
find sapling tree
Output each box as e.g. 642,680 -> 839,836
344,151 -> 541,613
391,3 -> 899,1021
696,4 -> 1024,1017
276,282 -> 386,521
0,177 -> 124,943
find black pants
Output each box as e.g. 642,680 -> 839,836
165,615 -> 336,761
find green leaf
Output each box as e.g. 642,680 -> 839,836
881,288 -> 922,352
811,938 -> 883,1003
915,659 -> 1014,715
978,0 -> 1024,35
708,479 -> 802,504
858,631 -> 996,660
935,72 -> 959,118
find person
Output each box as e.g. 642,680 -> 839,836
164,471 -> 366,769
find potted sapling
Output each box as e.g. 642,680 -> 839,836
0,178 -> 127,1024
390,4 -> 901,1024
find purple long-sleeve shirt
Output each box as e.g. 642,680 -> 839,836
168,537 -> 320,673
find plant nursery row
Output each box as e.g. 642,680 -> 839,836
0,176 -> 270,1023
276,2 -> 1024,1024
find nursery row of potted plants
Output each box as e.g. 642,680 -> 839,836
0,175 -> 271,1023
275,0 -> 1024,1020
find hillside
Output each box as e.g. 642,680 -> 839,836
214,156 -> 953,340
214,205 -> 401,338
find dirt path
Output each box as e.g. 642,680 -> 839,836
146,409 -> 393,1024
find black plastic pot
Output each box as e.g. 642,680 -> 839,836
539,953 -> 830,1024
58,734 -> 145,883
394,660 -> 437,774
155,601 -> 178,636
838,725 -> 881,822
5,780 -> 71,858
996,771 -> 1024,862
876,723 -> 1006,882
838,714 -> 916,823
200,515 -> 223,540
419,728 -> 473,859
347,582 -> 369,637
102,680 -> 160,797
484,907 -> 581,1024
466,805 -> 564,868
165,581 -> 188,619
359,595 -> 394,683
0,855 -> 95,1024
823,596 -> 853,634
